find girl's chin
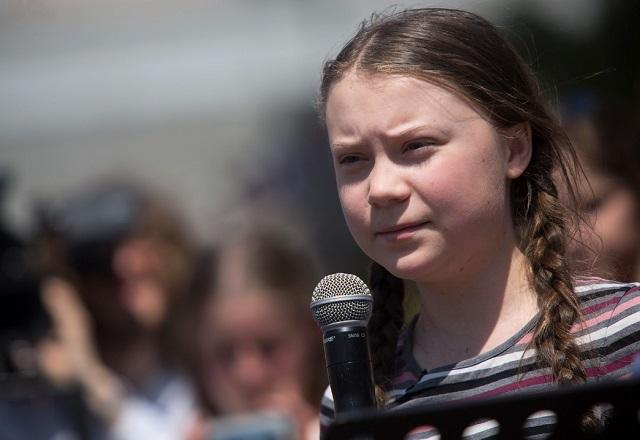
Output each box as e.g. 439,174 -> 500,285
381,261 -> 436,282
375,249 -> 451,281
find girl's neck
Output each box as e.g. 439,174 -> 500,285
413,245 -> 537,371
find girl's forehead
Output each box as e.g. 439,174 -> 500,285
332,70 -> 440,96
326,71 -> 487,133
331,72 -> 464,111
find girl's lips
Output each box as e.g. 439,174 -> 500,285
375,221 -> 429,240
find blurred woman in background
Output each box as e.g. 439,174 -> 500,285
35,178 -> 197,439
188,219 -> 325,440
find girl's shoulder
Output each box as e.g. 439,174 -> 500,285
574,276 -> 639,308
574,276 -> 640,331
574,277 -> 640,380
574,275 -> 638,290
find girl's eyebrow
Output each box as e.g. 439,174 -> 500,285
330,124 -> 452,149
330,139 -> 364,150
331,143 -> 357,150
383,123 -> 451,140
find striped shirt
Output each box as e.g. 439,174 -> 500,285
319,278 -> 640,438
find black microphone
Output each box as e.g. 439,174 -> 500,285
310,273 -> 376,416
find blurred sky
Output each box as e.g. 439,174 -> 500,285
0,0 -> 614,249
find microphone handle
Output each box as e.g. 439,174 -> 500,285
324,326 -> 376,415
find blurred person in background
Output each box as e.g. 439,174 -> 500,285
562,93 -> 640,282
187,219 -> 325,440
0,170 -> 89,440
33,178 -> 197,439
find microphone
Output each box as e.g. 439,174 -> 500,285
310,273 -> 376,416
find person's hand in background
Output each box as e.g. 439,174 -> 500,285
38,277 -> 124,424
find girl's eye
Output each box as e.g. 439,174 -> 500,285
338,155 -> 364,165
403,138 -> 436,152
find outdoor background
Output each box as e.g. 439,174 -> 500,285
1,0 -> 638,280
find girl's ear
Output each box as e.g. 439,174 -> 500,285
503,122 -> 532,179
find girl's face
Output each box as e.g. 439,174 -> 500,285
198,290 -> 309,413
325,72 -> 528,283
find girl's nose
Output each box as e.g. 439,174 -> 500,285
367,159 -> 410,207
233,347 -> 269,390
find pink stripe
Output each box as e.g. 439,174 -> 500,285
612,292 -> 640,316
518,332 -> 534,345
586,352 -> 637,377
392,371 -> 419,385
475,354 -> 635,401
474,374 -> 554,399
516,285 -> 638,345
582,296 -> 620,315
576,294 -> 640,331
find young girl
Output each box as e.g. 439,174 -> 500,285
317,7 -> 640,438
188,221 -> 326,440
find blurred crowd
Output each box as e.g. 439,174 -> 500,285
0,87 -> 638,440
0,177 -> 325,440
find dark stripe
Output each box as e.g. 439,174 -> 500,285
396,361 -> 544,403
397,327 -> 640,403
604,304 -> 640,328
320,404 -> 335,418
582,328 -> 640,360
578,286 -> 629,304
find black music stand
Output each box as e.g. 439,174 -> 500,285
324,378 -> 640,439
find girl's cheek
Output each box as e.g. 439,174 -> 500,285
339,189 -> 364,215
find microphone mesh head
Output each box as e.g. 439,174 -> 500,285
310,273 -> 373,329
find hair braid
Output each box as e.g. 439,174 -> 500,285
367,261 -> 405,404
520,171 -> 586,386
521,171 -> 601,430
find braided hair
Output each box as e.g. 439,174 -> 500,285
367,262 -> 405,400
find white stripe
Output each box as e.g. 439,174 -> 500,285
577,310 -> 640,345
386,349 -> 538,398
414,348 -> 537,382
575,282 -> 629,293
